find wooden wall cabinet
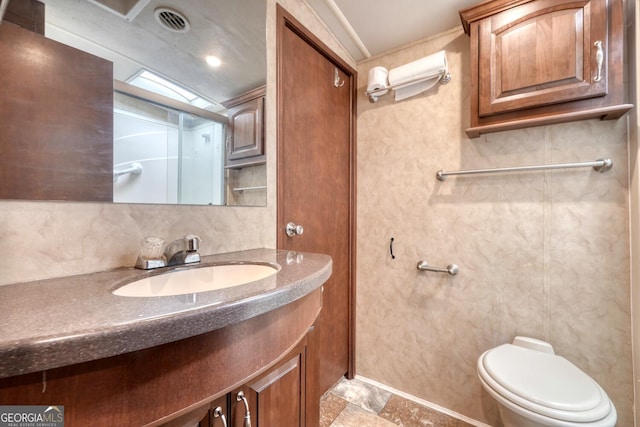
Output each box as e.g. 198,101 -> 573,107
0,21 -> 114,201
459,0 -> 633,138
4,0 -> 44,34
223,86 -> 266,168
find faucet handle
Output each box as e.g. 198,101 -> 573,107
140,236 -> 166,259
185,234 -> 201,252
135,236 -> 167,270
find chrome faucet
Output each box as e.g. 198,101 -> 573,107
164,235 -> 201,266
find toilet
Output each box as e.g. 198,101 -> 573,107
477,337 -> 616,427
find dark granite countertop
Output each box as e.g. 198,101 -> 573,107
0,248 -> 332,379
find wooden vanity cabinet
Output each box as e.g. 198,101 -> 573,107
459,0 -> 632,138
0,288 -> 322,427
223,86 -> 266,168
182,341 -> 307,427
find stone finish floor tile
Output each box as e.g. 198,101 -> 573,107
320,378 -> 477,427
379,395 -> 453,427
330,377 -> 392,414
330,403 -> 398,427
320,393 -> 349,427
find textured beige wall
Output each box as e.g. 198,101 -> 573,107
356,28 -> 633,425
0,201 -> 275,285
0,0 -> 354,286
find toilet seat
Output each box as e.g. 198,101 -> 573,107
478,343 -> 612,423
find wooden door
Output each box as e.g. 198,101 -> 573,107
276,4 -> 356,411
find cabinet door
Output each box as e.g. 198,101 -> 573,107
227,96 -> 264,160
210,395 -> 230,427
478,0 -> 607,116
232,350 -> 305,427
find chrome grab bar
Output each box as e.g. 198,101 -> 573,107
417,260 -> 459,276
113,162 -> 143,182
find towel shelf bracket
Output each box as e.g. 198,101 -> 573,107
366,72 -> 451,103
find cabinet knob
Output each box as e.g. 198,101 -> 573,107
212,406 -> 228,427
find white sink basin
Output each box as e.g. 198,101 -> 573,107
113,263 -> 279,297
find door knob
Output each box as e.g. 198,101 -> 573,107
286,222 -> 304,237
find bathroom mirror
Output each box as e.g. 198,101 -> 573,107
3,0 -> 267,206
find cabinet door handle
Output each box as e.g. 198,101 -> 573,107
212,406 -> 227,427
236,391 -> 252,427
226,135 -> 232,154
593,40 -> 604,82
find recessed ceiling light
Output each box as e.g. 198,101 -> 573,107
206,56 -> 222,67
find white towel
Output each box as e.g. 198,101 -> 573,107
388,51 -> 448,101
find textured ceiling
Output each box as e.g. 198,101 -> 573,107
38,0 -> 479,107
305,0 -> 480,61
41,0 -> 266,108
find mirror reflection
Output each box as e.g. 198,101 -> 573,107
3,0 -> 267,206
113,92 -> 226,205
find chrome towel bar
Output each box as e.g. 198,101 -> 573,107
232,185 -> 267,192
436,158 -> 612,181
417,260 -> 459,276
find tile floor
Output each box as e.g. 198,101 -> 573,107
319,377 -> 477,427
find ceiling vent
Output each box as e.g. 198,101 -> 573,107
154,7 -> 190,33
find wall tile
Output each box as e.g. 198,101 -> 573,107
356,27 -> 632,426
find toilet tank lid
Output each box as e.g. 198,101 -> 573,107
481,344 -> 611,420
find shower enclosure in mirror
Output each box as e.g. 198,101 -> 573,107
113,92 -> 225,205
